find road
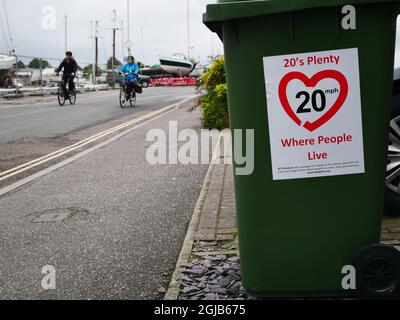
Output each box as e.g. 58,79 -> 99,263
0,87 -> 197,174
0,87 -> 209,299
0,87 -> 195,143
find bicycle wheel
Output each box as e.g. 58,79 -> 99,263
69,90 -> 77,105
58,86 -> 66,106
120,87 -> 128,108
130,92 -> 137,107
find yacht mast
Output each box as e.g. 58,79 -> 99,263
187,0 -> 190,60
64,15 -> 68,51
127,0 -> 131,55
2,0 -> 14,53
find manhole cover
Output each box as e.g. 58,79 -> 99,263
32,208 -> 84,223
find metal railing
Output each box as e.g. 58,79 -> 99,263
0,52 -> 109,97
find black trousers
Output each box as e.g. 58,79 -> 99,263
62,74 -> 75,93
125,78 -> 138,94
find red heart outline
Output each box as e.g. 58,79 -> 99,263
278,70 -> 349,132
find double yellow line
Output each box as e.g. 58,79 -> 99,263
0,97 -> 195,182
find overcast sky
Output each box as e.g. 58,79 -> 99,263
0,0 -> 222,67
1,1 -> 400,68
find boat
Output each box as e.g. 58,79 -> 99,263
159,53 -> 195,76
140,65 -> 171,79
0,55 -> 16,70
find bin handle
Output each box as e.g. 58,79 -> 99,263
395,3 -> 400,16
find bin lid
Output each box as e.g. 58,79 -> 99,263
204,0 -> 400,33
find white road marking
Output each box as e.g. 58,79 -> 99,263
0,92 -> 193,119
0,96 -> 197,185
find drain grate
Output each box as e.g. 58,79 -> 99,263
32,208 -> 85,223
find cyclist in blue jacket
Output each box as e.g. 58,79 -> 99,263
120,56 -> 139,99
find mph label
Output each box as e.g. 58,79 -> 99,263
263,48 -> 365,181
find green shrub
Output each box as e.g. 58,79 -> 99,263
199,57 -> 229,130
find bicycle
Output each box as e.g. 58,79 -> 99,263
119,72 -> 138,108
57,75 -> 76,107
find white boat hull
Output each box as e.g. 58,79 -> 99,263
160,56 -> 193,76
0,55 -> 16,70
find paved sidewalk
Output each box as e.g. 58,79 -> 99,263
382,217 -> 400,246
195,163 -> 237,243
166,132 -> 400,300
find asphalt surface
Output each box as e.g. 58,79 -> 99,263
0,87 -> 195,143
0,88 -> 209,299
0,87 -> 197,174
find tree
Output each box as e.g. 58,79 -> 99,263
82,64 -> 102,78
107,57 -> 122,69
200,57 -> 229,130
28,58 -> 52,69
16,60 -> 25,69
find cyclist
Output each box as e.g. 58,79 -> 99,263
55,51 -> 78,97
120,56 -> 139,99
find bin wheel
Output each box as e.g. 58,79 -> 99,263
352,244 -> 400,299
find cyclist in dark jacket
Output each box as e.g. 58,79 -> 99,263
55,51 -> 78,96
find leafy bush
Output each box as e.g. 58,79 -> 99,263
199,57 -> 229,130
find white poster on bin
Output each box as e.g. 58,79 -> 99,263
263,48 -> 365,181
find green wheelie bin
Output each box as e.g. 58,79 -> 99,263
204,0 -> 400,298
